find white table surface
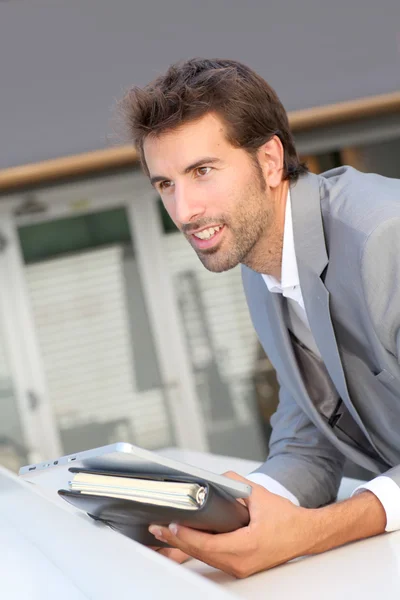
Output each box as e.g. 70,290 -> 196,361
0,465 -> 238,600
160,448 -> 400,599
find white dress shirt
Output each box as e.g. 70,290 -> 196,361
247,191 -> 400,531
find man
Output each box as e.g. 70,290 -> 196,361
119,58 -> 400,578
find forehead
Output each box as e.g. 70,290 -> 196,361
143,113 -> 231,174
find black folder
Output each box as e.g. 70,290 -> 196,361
58,468 -> 250,546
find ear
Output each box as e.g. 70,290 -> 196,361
257,135 -> 285,188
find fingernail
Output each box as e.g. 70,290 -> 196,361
169,522 -> 179,535
149,526 -> 163,539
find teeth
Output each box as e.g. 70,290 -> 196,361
194,226 -> 221,240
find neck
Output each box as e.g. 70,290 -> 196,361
242,180 -> 288,278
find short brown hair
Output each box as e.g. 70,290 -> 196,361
120,58 -> 307,182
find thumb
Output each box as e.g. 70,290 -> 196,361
222,471 -> 256,507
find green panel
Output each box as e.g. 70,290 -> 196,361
18,208 -> 132,264
157,200 -> 178,234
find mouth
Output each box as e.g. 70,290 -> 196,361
189,225 -> 225,251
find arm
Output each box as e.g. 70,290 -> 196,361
149,346 -> 390,576
362,216 -> 400,362
250,378 -> 346,507
343,216 -> 400,532
149,474 -> 386,578
306,488 -> 386,555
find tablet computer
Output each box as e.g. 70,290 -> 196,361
19,442 -> 252,499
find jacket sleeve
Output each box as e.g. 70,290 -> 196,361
252,375 -> 345,508
362,216 -> 400,366
355,216 -> 400,530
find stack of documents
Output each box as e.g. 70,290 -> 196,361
59,468 -> 249,546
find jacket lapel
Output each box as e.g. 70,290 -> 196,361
254,270 -> 383,473
290,174 -> 381,454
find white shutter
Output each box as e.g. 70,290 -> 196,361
165,233 -> 259,377
0,333 -> 17,436
0,327 -> 26,470
25,245 -> 171,450
0,335 -> 10,385
164,233 -> 262,425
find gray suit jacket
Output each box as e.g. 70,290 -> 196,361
242,166 -> 400,507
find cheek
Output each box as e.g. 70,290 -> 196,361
205,181 -> 231,210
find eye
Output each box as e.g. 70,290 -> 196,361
158,180 -> 174,191
195,166 -> 212,177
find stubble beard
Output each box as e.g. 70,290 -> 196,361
191,165 -> 274,274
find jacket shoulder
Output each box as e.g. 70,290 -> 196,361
318,166 -> 400,238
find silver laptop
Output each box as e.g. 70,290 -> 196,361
19,442 -> 252,499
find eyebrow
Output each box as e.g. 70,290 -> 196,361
150,157 -> 222,187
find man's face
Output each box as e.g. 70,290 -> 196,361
144,113 -> 273,273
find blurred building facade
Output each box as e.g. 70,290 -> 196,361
0,170 -> 271,468
1,134 -> 400,474
0,0 -> 399,471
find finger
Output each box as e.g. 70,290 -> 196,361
149,523 -> 213,554
156,548 -> 191,563
150,524 -> 252,577
222,471 -> 263,508
149,546 -> 175,554
149,522 -> 251,556
224,470 -> 283,507
222,471 -> 252,483
222,470 -> 265,494
224,477 -> 292,525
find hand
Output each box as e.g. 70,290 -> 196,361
149,546 -> 191,564
148,471 -> 310,578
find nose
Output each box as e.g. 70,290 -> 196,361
174,182 -> 206,225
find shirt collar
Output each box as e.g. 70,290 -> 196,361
262,190 -> 300,293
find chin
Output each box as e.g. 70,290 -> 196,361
197,252 -> 240,273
